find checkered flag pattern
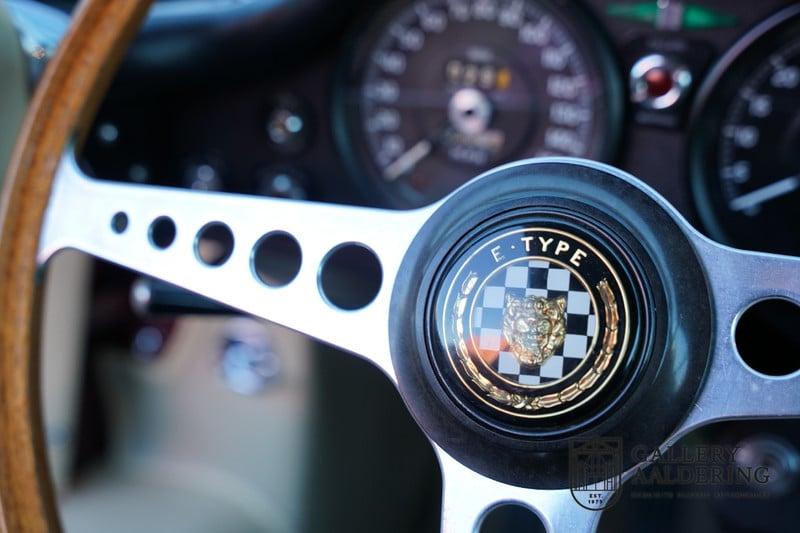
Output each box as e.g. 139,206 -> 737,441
472,260 -> 596,385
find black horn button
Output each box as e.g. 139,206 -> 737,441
390,160 -> 711,489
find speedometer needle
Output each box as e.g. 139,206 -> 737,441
383,139 -> 433,182
729,175 -> 800,212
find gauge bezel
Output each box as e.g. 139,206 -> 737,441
688,3 -> 800,254
333,0 -> 624,209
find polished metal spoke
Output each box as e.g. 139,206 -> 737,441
39,153 -> 436,377
38,153 -> 800,532
436,446 -> 605,533
670,236 -> 800,442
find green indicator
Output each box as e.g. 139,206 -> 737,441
607,2 -> 658,25
683,5 -> 737,29
607,2 -> 737,29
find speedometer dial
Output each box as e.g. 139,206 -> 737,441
691,5 -> 800,256
337,0 -> 621,207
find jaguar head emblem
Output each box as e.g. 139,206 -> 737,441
502,294 -> 567,366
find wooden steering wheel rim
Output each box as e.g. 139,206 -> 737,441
0,2 -> 152,530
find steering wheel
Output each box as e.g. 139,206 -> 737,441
1,1 -> 799,531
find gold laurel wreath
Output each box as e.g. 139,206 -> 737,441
452,272 -> 619,412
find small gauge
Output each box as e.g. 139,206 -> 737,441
337,0 -> 621,207
690,5 -> 800,256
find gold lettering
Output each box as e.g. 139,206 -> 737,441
570,249 -> 587,267
491,245 -> 504,263
538,237 -> 553,252
555,240 -> 570,255
521,236 -> 534,253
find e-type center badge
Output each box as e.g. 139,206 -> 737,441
438,226 -> 631,419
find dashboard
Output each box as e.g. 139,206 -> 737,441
64,0 -> 800,259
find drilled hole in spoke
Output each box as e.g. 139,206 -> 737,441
319,244 -> 382,310
149,216 -> 176,249
478,503 -> 545,533
252,231 -> 302,287
736,298 -> 800,376
111,211 -> 128,234
195,222 -> 234,266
